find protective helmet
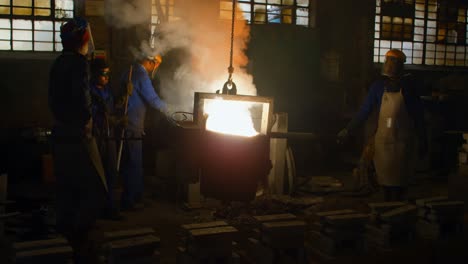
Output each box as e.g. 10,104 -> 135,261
144,54 -> 162,64
60,17 -> 90,50
90,58 -> 110,80
385,49 -> 406,62
382,49 -> 406,78
151,54 -> 163,64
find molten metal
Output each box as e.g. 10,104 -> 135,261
204,98 -> 258,137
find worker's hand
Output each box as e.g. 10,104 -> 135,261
336,128 -> 348,144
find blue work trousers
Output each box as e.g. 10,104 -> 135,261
120,130 -> 144,208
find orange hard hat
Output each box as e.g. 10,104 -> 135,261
147,54 -> 162,64
385,49 -> 406,62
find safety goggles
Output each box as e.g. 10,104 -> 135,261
100,71 -> 111,77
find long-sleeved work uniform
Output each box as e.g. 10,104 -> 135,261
90,83 -> 118,212
346,76 -> 427,198
49,50 -> 107,261
119,63 -> 166,208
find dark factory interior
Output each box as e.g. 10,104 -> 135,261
1,0 -> 468,263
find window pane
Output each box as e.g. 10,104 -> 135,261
13,19 -> 32,30
13,30 -> 32,40
0,40 -> 9,49
0,19 -> 11,28
413,57 -> 422,64
13,7 -> 32,15
0,6 -> 10,15
297,0 -> 309,7
0,29 -> 10,40
13,0 -> 32,6
297,17 -> 308,26
35,8 -> 51,16
35,41 -> 53,51
35,0 -> 50,8
13,40 -> 32,50
381,40 -> 391,48
297,7 -> 308,17
35,20 -> 53,31
0,0 -> 10,4
414,19 -> 424,27
55,0 -> 73,10
35,30 -> 53,41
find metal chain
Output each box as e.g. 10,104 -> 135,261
228,0 -> 236,84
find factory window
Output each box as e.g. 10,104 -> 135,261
151,0 -> 314,27
0,0 -> 74,51
374,0 -> 468,66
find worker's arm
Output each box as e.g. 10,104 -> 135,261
136,70 -> 167,112
71,56 -> 93,129
346,81 -> 381,132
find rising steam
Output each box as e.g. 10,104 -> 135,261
106,0 -> 257,113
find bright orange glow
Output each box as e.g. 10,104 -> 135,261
204,98 -> 258,137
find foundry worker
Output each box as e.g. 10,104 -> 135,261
48,17 -> 107,263
89,58 -> 125,221
118,53 -> 167,211
337,49 -> 427,201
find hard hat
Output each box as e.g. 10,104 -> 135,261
148,54 -> 162,64
60,17 -> 90,50
90,58 -> 109,78
385,49 -> 406,63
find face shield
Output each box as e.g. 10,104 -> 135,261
86,24 -> 95,57
60,17 -> 94,56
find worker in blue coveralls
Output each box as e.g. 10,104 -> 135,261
49,17 -> 107,263
337,49 -> 427,202
89,58 -> 125,221
118,54 -> 167,211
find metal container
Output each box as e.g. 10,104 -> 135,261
199,130 -> 271,201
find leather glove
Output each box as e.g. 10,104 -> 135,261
336,128 -> 348,144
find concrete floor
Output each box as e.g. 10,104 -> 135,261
93,171 -> 468,264
3,163 -> 468,263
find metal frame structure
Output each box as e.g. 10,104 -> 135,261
374,0 -> 468,66
193,92 -> 274,135
0,0 -> 73,51
151,0 -> 314,27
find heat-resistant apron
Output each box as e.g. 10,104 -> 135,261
373,88 -> 415,186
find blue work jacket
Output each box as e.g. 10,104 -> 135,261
121,63 -> 166,136
90,83 -> 114,138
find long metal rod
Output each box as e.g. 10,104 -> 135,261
269,131 -> 319,140
116,65 -> 133,172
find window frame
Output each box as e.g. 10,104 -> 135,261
0,0 -> 75,52
374,0 -> 468,67
151,0 -> 314,27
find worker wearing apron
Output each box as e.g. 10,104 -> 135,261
337,49 -> 427,201
374,86 -> 415,200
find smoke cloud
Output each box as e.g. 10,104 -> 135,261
106,0 -> 151,28
106,0 -> 257,113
